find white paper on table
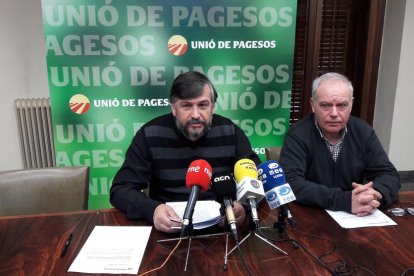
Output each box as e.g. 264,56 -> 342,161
68,226 -> 152,274
326,209 -> 397,229
167,200 -> 222,229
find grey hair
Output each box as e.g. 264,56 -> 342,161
311,72 -> 353,100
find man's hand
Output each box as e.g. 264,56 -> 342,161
219,201 -> 246,227
153,204 -> 182,233
351,182 -> 382,216
233,201 -> 246,226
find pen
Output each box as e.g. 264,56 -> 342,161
60,233 -> 73,258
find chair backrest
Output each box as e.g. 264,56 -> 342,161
265,147 -> 282,162
0,166 -> 89,216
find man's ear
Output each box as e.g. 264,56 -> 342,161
171,103 -> 177,116
310,98 -> 315,113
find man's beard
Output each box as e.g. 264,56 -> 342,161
176,118 -> 212,141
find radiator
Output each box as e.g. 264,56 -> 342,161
14,98 -> 56,168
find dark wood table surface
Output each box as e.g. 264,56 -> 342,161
1,192 -> 414,275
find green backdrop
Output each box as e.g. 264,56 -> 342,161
41,0 -> 298,209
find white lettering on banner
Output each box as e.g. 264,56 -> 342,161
216,90 -> 257,111
55,120 -> 126,143
171,6 -> 293,27
232,118 -> 287,137
93,98 -> 169,108
45,35 -> 155,56
191,40 -> 276,49
216,90 -> 291,111
232,40 -> 276,49
55,149 -> 124,168
126,6 -> 164,27
89,177 -> 113,196
218,41 -> 231,49
173,64 -> 289,85
94,99 -> 121,108
263,91 -> 291,109
136,99 -> 169,107
253,148 -> 266,155
130,66 -> 166,86
43,4 -> 119,27
122,99 -> 136,107
49,63 -> 123,87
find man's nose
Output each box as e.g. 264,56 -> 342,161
191,106 -> 200,118
330,106 -> 339,116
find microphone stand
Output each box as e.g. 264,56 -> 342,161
225,209 -> 288,264
274,207 -> 288,234
273,206 -> 299,248
222,219 -> 231,270
157,219 -> 229,272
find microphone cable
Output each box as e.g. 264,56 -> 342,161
258,226 -> 378,276
138,238 -> 182,276
232,236 -> 254,276
401,268 -> 414,276
220,205 -> 253,276
257,227 -> 340,276
291,228 -> 377,276
220,208 -> 253,276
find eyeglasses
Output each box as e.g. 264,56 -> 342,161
387,207 -> 414,217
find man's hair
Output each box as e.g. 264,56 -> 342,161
170,71 -> 218,104
311,72 -> 354,100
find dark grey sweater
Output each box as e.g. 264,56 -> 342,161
279,114 -> 400,212
110,113 -> 259,223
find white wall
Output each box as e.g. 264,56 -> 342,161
1,0 -> 413,171
0,0 -> 49,170
373,1 -> 404,154
387,0 -> 414,171
375,0 -> 414,171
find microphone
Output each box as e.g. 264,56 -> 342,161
180,159 -> 213,237
234,159 -> 265,227
211,171 -> 238,241
257,160 -> 297,227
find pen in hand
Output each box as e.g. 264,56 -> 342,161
60,233 -> 73,258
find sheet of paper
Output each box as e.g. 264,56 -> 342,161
167,200 -> 222,229
326,209 -> 397,229
68,226 -> 152,274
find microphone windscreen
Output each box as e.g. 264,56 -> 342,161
257,160 -> 286,192
185,159 -> 212,192
234,159 -> 258,183
211,172 -> 237,201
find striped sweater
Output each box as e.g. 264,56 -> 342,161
110,113 -> 259,223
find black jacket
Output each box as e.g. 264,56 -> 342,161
279,114 -> 400,212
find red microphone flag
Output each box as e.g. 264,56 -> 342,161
185,159 -> 212,192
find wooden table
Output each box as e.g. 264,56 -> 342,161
1,192 -> 413,275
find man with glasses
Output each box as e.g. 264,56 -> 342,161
110,71 -> 260,233
279,72 -> 400,217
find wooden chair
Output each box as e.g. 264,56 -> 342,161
0,166 -> 89,216
265,147 -> 282,162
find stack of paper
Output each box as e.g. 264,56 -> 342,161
326,209 -> 397,229
167,200 -> 222,229
68,226 -> 152,274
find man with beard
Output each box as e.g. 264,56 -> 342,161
110,71 -> 260,233
279,72 -> 400,217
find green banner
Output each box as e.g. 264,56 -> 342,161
41,1 -> 297,209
